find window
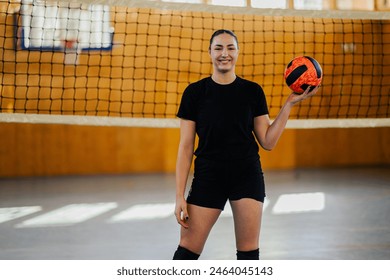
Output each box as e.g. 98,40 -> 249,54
251,0 -> 287,9
294,0 -> 323,10
162,0 -> 203,3
210,0 -> 246,7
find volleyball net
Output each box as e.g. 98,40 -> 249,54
0,0 -> 389,128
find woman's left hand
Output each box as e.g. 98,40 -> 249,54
287,85 -> 320,105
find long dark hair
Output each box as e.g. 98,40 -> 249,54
209,29 -> 239,50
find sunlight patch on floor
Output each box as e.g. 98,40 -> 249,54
272,192 -> 325,214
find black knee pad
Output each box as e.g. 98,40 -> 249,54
236,249 -> 259,260
173,245 -> 200,260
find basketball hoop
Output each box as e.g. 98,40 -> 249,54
63,39 -> 81,65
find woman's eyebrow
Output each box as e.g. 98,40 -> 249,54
213,43 -> 236,47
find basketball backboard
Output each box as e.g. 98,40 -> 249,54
16,0 -> 114,51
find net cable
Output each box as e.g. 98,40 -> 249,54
1,0 -> 389,128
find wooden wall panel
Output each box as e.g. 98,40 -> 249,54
0,123 -> 389,177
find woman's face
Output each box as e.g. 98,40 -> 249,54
209,33 -> 239,74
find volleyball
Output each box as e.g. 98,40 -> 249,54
284,56 -> 323,94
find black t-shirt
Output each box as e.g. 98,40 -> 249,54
177,76 -> 269,160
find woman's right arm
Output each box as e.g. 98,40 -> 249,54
174,119 -> 196,228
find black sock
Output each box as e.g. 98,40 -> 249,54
236,248 -> 259,260
173,245 -> 200,260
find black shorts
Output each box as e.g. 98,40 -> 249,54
186,156 -> 266,210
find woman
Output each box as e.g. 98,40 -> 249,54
173,29 -> 319,260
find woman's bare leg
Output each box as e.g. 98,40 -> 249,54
230,198 -> 263,254
178,204 -> 222,255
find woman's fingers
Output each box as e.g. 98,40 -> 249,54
175,202 -> 189,229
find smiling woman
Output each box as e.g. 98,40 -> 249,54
208,29 -> 239,78
172,29 -> 320,260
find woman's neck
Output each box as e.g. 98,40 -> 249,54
211,72 -> 236,85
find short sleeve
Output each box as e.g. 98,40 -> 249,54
253,85 -> 269,117
176,84 -> 197,121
